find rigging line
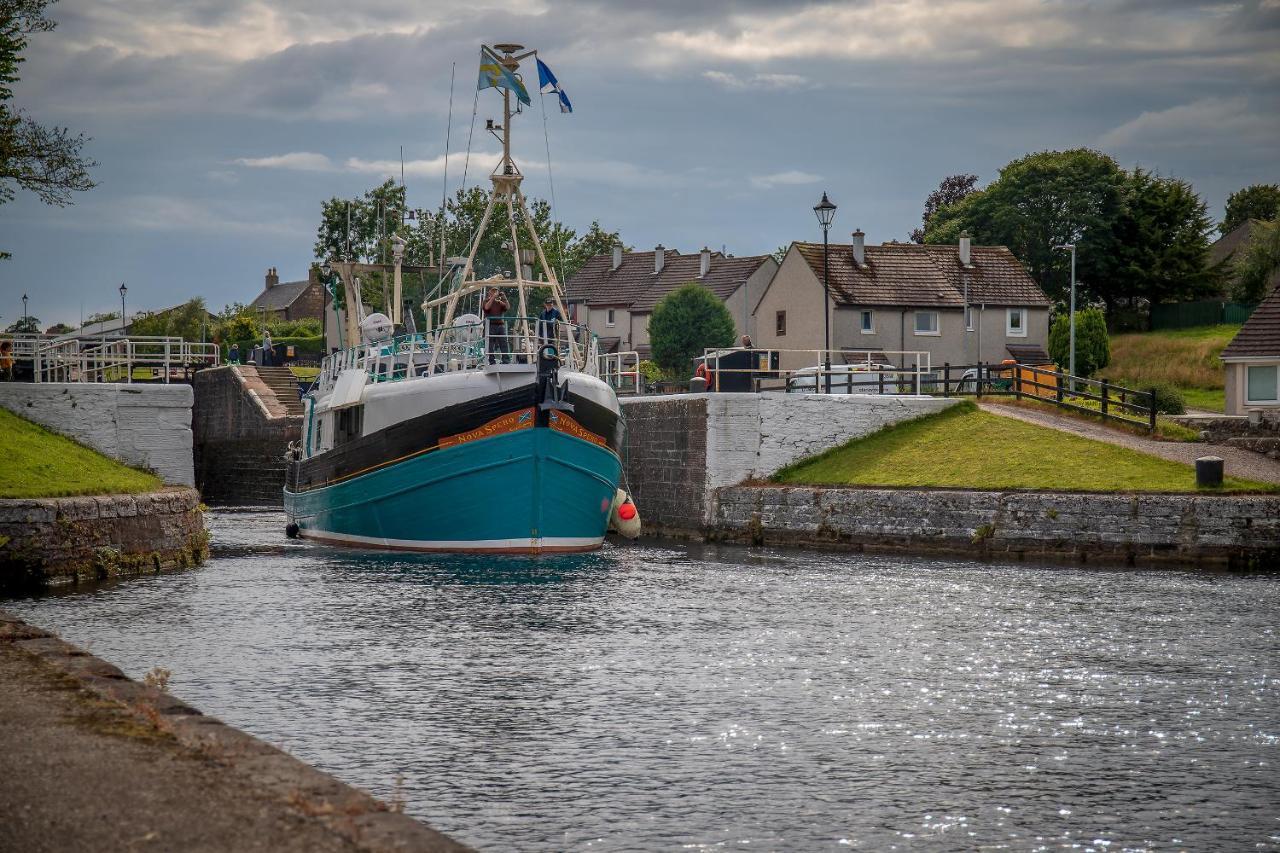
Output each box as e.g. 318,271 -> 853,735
539,89 -> 568,288
459,86 -> 481,195
437,61 -> 456,290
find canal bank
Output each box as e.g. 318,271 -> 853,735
0,608 -> 470,853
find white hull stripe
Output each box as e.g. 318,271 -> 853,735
299,528 -> 603,554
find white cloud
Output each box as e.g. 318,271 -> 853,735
234,151 -> 335,171
1098,96 -> 1280,149
704,70 -> 809,91
749,170 -> 822,189
345,152 -> 502,178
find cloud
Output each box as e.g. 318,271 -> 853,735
704,70 -> 809,90
235,151 -> 334,171
1098,96 -> 1280,149
749,170 -> 822,189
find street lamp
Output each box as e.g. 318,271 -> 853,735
118,283 -> 128,334
813,191 -> 837,394
1054,243 -> 1076,386
22,293 -> 28,323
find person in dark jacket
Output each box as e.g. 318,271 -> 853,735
537,296 -> 563,346
483,287 -> 511,364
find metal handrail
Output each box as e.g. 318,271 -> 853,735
30,336 -> 220,383
700,347 -> 934,395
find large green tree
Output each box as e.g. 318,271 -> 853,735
1231,218 -> 1280,303
128,298 -> 209,341
0,0 -> 96,259
648,283 -> 736,375
910,173 -> 978,243
1220,183 -> 1280,235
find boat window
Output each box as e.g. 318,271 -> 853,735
335,405 -> 364,446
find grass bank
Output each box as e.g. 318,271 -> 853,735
774,401 -> 1269,493
1106,324 -> 1238,412
0,409 -> 161,499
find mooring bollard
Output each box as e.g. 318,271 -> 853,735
689,376 -> 708,393
1196,456 -> 1224,488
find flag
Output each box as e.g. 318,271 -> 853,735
536,57 -> 573,114
478,46 -> 531,106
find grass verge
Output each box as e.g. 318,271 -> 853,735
1107,324 -> 1239,413
983,397 -> 1202,442
774,401 -> 1271,493
0,409 -> 162,499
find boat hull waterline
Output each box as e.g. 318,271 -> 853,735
285,426 -> 623,555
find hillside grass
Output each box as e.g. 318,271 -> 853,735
1105,324 -> 1239,412
774,401 -> 1270,493
0,409 -> 162,499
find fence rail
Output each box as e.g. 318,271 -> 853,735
30,336 -> 220,383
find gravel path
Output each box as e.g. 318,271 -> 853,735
977,401 -> 1280,485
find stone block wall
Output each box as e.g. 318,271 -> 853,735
0,383 -> 194,486
0,488 -> 207,591
619,396 -> 708,534
713,486 -> 1280,569
192,367 -> 301,505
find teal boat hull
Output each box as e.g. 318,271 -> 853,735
283,426 -> 622,554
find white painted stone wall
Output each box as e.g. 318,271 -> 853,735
0,383 -> 194,487
704,392 -> 959,491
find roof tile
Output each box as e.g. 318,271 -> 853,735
1221,282 -> 1280,359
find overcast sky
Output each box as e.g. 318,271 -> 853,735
3,0 -> 1278,326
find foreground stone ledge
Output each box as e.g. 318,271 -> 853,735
0,610 -> 472,853
709,485 -> 1280,569
0,487 -> 209,592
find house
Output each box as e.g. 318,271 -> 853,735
752,231 -> 1052,374
1221,281 -> 1280,415
564,246 -> 778,358
249,267 -> 327,323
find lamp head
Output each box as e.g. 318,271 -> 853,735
813,192 -> 838,231
119,282 -> 127,297
321,260 -> 333,278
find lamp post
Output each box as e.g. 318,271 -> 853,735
22,293 -> 28,325
118,283 -> 128,334
813,192 -> 837,394
1054,243 -> 1076,387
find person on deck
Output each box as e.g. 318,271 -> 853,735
483,287 -> 511,364
537,297 -> 562,346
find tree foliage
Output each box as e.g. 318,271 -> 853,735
6,315 -> 39,333
0,0 -> 96,259
1221,183 -> 1280,235
648,283 -> 736,375
128,298 -> 209,341
1231,218 -> 1280,303
910,174 -> 978,243
1048,306 -> 1110,377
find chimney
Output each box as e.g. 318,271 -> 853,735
654,245 -> 665,274
959,230 -> 972,267
265,267 -> 279,289
851,230 -> 865,267
699,246 -> 711,277
612,243 -> 623,271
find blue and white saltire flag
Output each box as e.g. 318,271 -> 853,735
536,57 -> 573,113
478,46 -> 531,106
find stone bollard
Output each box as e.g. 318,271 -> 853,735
1195,456 -> 1224,488
689,376 -> 708,393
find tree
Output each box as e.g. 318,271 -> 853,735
1,0 -> 97,259
925,150 -> 1126,306
910,174 -> 978,243
1231,218 -> 1280,303
6,315 -> 40,333
43,321 -> 71,334
648,283 -> 736,375
1101,168 -> 1216,310
84,310 -> 117,325
1048,306 -> 1109,377
314,179 -> 406,265
1221,183 -> 1280,235
128,298 -> 209,341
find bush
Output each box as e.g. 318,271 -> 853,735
267,317 -> 322,337
1145,382 -> 1186,415
1048,306 -> 1110,377
648,283 -> 736,375
225,335 -> 325,361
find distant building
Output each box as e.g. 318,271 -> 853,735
564,245 -> 777,358
752,232 -> 1052,372
1221,280 -> 1280,415
1210,219 -> 1280,297
249,267 -> 327,323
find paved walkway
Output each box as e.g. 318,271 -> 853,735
977,401 -> 1280,485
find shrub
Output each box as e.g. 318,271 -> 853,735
1146,382 -> 1186,415
648,283 -> 736,376
225,335 -> 324,361
1048,306 -> 1110,377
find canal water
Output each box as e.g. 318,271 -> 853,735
7,509 -> 1279,851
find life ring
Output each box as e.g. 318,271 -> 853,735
694,361 -> 714,385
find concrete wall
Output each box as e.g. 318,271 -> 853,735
712,486 -> 1280,569
0,488 -> 206,591
621,392 -> 958,530
0,383 -> 194,487
192,367 -> 301,505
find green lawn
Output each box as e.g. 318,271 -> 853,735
0,409 -> 162,499
289,366 -> 320,380
774,402 -> 1270,493
1107,324 -> 1239,413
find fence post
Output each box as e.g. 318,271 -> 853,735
911,362 -> 918,395
1014,366 -> 1023,402
976,362 -> 983,399
1056,372 -> 1063,404
878,369 -> 884,395
943,362 -> 950,397
1101,379 -> 1109,418
1148,386 -> 1157,434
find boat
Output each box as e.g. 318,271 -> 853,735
284,43 -> 633,554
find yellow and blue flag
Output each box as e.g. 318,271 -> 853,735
536,57 -> 573,114
478,46 -> 531,106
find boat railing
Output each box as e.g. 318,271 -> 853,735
317,318 -> 602,392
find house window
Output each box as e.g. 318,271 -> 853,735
914,311 -> 939,336
606,308 -> 616,327
1247,365 -> 1279,403
776,310 -> 787,336
860,310 -> 874,334
1006,307 -> 1026,337
964,305 -> 974,331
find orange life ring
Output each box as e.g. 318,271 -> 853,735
695,362 -> 714,384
